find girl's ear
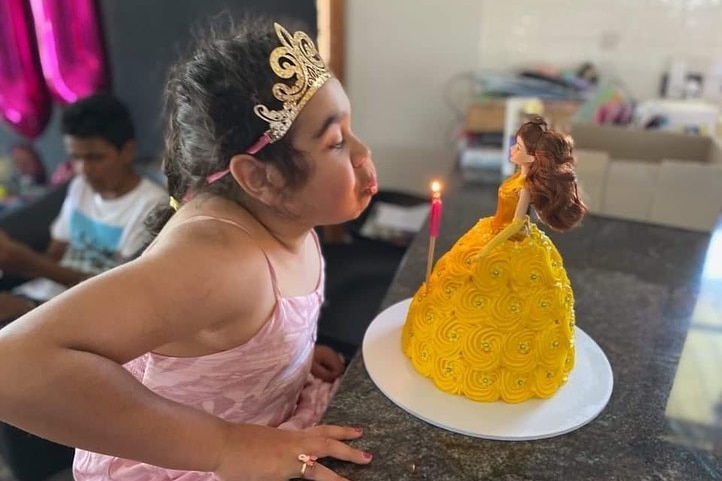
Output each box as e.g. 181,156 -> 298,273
228,154 -> 285,205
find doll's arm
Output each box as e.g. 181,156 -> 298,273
478,188 -> 531,257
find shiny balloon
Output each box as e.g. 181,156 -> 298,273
0,0 -> 52,138
30,0 -> 109,104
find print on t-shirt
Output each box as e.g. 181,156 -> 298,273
61,209 -> 123,274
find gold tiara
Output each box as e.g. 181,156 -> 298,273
253,23 -> 333,143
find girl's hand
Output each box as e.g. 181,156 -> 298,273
215,423 -> 372,481
312,345 -> 346,382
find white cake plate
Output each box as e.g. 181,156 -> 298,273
363,298 -> 613,441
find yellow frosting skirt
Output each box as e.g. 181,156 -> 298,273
402,217 -> 575,403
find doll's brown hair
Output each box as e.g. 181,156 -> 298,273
516,116 -> 587,231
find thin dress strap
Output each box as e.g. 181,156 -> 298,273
148,215 -> 282,298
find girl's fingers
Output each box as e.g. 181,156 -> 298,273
304,461 -> 350,481
306,436 -> 372,465
305,424 -> 363,441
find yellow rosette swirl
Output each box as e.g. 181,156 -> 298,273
431,355 -> 466,395
562,345 -> 576,381
566,309 -> 576,337
402,291 -> 427,351
488,292 -> 527,331
473,256 -> 511,297
407,336 -> 435,378
511,244 -> 556,291
501,329 -> 537,372
456,286 -> 490,324
500,369 -> 534,403
435,273 -> 464,302
526,288 -> 564,331
561,284 -> 574,310
432,315 -> 468,357
463,326 -> 504,371
536,326 -> 570,369
463,369 -> 500,402
546,237 -> 564,269
407,295 -> 453,342
444,242 -> 482,278
533,366 -> 565,398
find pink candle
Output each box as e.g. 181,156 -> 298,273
429,181 -> 443,237
425,180 -> 443,286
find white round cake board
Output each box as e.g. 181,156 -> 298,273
362,298 -> 613,441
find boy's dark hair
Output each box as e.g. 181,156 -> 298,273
146,17 -> 309,236
61,93 -> 135,150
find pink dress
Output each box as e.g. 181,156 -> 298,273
73,216 -> 337,480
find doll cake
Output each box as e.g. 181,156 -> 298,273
401,118 -> 586,404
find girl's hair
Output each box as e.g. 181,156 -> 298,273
516,116 -> 588,231
145,18 -> 310,236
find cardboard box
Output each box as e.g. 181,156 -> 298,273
466,100 -> 506,133
542,100 -> 582,133
571,124 -> 722,232
465,99 -> 580,134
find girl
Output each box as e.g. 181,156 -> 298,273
0,19 -> 376,481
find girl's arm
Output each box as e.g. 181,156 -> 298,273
478,188 -> 531,257
0,221 -> 274,471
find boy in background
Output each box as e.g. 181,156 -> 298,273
0,93 -> 165,324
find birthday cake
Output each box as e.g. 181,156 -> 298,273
401,172 -> 576,403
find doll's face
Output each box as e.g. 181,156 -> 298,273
510,136 -> 535,166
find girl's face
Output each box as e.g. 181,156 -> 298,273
285,78 -> 377,225
510,135 -> 535,166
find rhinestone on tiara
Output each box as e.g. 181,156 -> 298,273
254,23 -> 333,143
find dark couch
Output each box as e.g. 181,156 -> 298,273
0,183 -> 68,291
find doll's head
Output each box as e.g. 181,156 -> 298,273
516,116 -> 587,231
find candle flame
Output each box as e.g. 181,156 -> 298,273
430,180 -> 442,193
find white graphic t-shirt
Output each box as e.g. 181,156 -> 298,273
15,175 -> 165,301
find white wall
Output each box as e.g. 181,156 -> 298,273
346,0 -> 484,195
346,0 -> 722,194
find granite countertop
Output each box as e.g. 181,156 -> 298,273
322,175 -> 722,480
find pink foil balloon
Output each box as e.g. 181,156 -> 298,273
30,0 -> 109,104
0,0 -> 52,138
